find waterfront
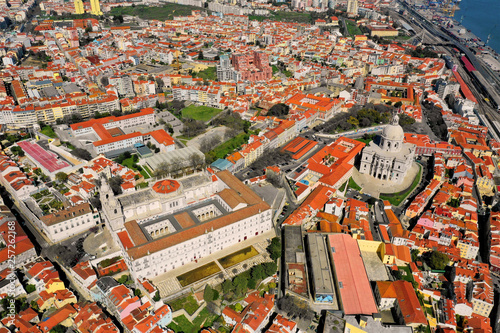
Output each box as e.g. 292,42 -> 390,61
455,0 -> 500,53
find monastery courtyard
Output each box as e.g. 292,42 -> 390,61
152,230 -> 276,298
351,163 -> 421,198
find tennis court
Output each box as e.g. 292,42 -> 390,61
18,141 -> 71,173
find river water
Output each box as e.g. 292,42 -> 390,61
455,0 -> 500,53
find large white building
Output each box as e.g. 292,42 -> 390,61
39,203 -> 101,243
359,115 -> 415,184
347,0 -> 358,15
100,170 -> 273,280
70,108 -> 174,155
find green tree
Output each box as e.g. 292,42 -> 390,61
394,101 -> 403,108
26,284 -> 36,293
222,279 -> 233,294
267,103 -> 290,119
266,237 -> 282,261
50,324 -> 66,333
347,116 -> 359,127
117,274 -> 129,284
30,300 -> 39,312
247,278 -> 257,290
263,262 -> 277,277
153,290 -> 161,302
233,275 -> 248,296
55,172 -> 68,182
428,251 -> 449,270
411,249 -> 420,262
251,264 -> 265,281
134,289 -> 142,297
203,284 -> 214,303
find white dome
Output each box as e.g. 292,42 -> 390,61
382,123 -> 404,142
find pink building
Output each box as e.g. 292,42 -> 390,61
232,51 -> 272,82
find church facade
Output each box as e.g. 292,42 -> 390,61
359,115 -> 415,184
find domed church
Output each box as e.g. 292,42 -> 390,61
358,114 -> 416,184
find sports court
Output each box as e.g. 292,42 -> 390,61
18,141 -> 71,173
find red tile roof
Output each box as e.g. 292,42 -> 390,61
328,234 -> 378,315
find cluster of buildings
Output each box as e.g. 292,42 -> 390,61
2,1 -> 500,332
0,7 -> 450,130
69,107 -> 175,156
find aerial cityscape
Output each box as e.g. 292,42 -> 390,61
2,0 -> 500,332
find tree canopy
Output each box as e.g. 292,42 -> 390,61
71,148 -> 92,161
267,237 -> 281,261
428,251 -> 449,270
267,103 -> 290,119
55,172 -> 68,182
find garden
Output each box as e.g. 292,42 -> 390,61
40,126 -> 57,138
168,308 -> 220,333
31,190 -> 65,215
168,294 -> 200,315
347,177 -> 362,191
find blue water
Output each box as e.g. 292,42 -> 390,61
455,0 -> 500,53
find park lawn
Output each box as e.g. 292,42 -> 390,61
194,67 -> 217,81
177,262 -> 221,287
355,134 -> 376,145
210,132 -> 250,159
380,165 -> 422,206
168,295 -> 200,315
110,3 -> 204,20
339,181 -> 347,192
40,126 -> 57,138
181,105 -> 222,122
218,246 -> 259,269
120,157 -> 138,170
141,165 -> 152,179
397,265 -> 415,283
177,135 -> 194,141
192,308 -> 219,329
169,315 -> 195,333
47,13 -> 93,20
273,11 -> 311,22
345,20 -> 362,36
168,309 -> 219,333
347,177 -> 362,191
249,11 -> 311,23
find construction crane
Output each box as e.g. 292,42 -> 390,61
441,0 -> 458,17
172,50 -> 182,73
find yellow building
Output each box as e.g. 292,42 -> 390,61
74,0 -> 84,15
473,298 -> 494,318
369,28 -> 399,37
90,0 -> 102,16
46,278 -> 66,293
477,176 -> 495,197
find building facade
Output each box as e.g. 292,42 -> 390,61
100,170 -> 273,281
40,203 -> 101,243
